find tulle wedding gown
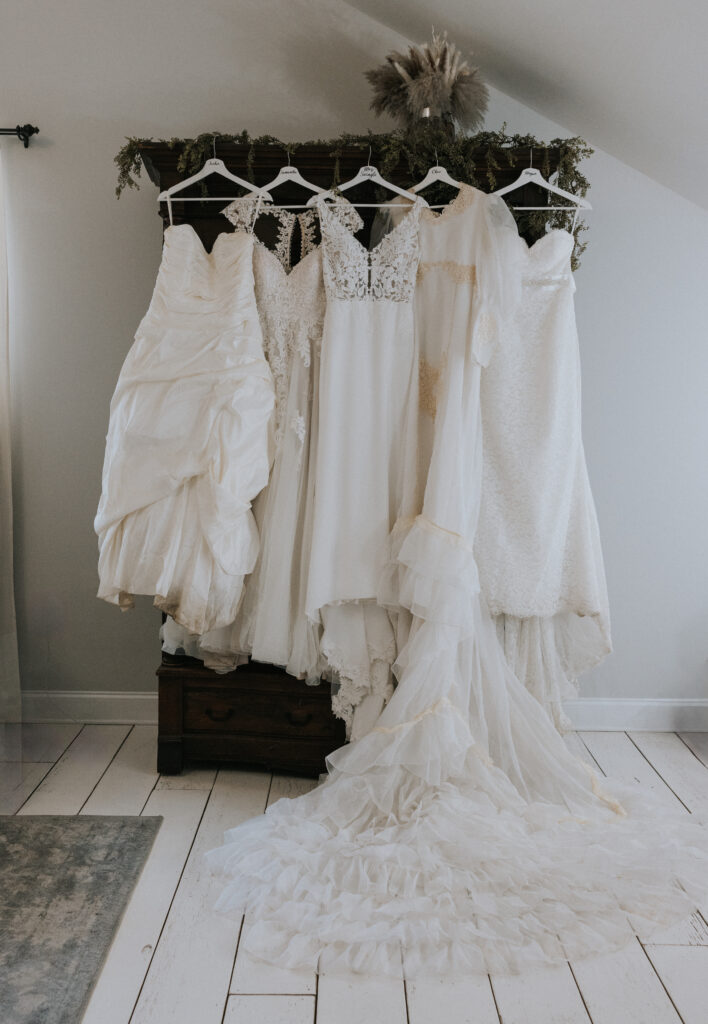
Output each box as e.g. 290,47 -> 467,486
206,189 -> 708,978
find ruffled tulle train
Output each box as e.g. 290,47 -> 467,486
206,516 -> 708,977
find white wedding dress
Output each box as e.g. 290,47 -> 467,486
206,193 -> 708,978
161,205 -> 333,681
476,229 -> 611,731
304,196 -> 425,735
95,212 -> 274,634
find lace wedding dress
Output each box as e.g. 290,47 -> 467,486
304,196 -> 425,736
476,229 -> 611,731
95,210 -> 274,634
206,193 -> 708,978
162,204 -> 334,681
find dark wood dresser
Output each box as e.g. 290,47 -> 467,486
157,653 -> 344,776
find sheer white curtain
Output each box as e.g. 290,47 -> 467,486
0,150 -> 21,722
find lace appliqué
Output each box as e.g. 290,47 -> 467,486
299,211 -> 318,262
317,197 -> 423,303
220,196 -> 263,235
222,203 -> 320,271
417,261 -> 477,286
420,184 -> 479,223
419,356 -> 445,419
290,411 -> 306,444
331,658 -> 393,730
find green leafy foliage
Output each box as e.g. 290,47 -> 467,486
115,126 -> 592,269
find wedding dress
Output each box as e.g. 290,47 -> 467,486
95,209 -> 274,634
476,229 -> 611,731
206,192 -> 708,978
304,196 -> 425,735
161,204 -> 334,681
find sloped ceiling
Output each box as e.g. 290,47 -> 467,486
345,0 -> 708,208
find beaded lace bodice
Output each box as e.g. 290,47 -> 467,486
316,196 -> 424,303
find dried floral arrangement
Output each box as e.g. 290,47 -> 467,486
114,125 -> 593,269
365,30 -> 488,132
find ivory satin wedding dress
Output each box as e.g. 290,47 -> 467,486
206,188 -> 708,978
95,211 -> 274,634
161,204 -> 333,681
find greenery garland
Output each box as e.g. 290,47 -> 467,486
115,126 -> 593,269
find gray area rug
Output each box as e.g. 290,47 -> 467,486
0,815 -> 162,1024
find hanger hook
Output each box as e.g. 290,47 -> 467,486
367,145 -> 372,167
212,135 -> 217,160
287,149 -> 291,167
434,149 -> 439,166
529,146 -> 533,168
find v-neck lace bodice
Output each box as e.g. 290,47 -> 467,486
316,196 -> 424,302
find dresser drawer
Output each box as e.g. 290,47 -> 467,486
157,653 -> 346,776
183,686 -> 336,738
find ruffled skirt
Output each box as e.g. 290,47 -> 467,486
206,515 -> 708,977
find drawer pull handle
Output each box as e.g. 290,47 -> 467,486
286,710 -> 313,727
205,706 -> 235,723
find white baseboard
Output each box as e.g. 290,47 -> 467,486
20,691 -> 708,731
563,698 -> 708,731
22,690 -> 158,725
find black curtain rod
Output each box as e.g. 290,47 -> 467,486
0,125 -> 40,148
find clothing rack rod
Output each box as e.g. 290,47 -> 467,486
159,199 -> 422,209
0,125 -> 40,148
510,205 -> 584,211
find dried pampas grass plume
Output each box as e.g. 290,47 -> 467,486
365,30 -> 488,133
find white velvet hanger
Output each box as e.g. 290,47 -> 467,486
306,148 -> 428,209
259,151 -> 326,208
158,138 -> 273,225
493,150 -> 590,231
409,152 -> 462,210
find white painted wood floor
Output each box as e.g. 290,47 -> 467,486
2,724 -> 708,1024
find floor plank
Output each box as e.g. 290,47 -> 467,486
0,722 -> 82,762
571,942 -> 682,1023
581,732 -> 707,945
644,944 -> 708,1024
230,920 -> 316,996
154,767 -> 218,791
629,732 -> 708,818
579,732 -> 687,813
81,787 -> 209,1024
130,769 -> 271,1024
490,965 -> 590,1024
642,911 -> 708,948
0,761 -> 53,814
81,726 -> 159,815
564,732 -> 601,770
16,724 -> 130,815
316,974 -> 407,1024
229,775 -> 317,996
407,975 -> 500,1024
678,732 -> 708,770
224,994 -> 315,1024
266,774 -> 318,804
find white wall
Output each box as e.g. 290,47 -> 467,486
2,1 -> 707,708
484,90 -> 708,703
